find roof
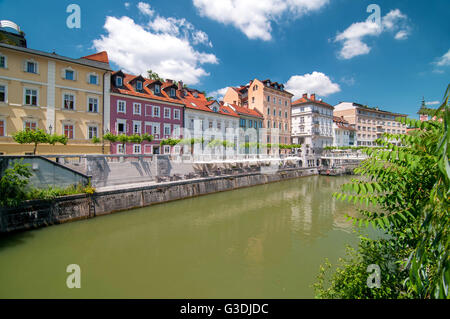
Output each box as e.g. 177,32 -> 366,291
181,91 -> 239,118
333,116 -> 356,131
292,95 -> 334,109
0,43 -> 112,71
111,72 -> 184,105
81,51 -> 109,64
227,103 -> 263,119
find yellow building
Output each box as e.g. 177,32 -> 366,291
0,43 -> 112,155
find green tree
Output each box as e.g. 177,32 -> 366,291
315,85 -> 449,299
0,160 -> 33,207
12,129 -> 68,155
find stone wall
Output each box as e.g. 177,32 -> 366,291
0,168 -> 318,233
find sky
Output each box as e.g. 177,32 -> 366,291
0,0 -> 449,118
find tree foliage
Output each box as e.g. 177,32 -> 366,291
316,85 -> 450,299
0,160 -> 33,207
12,129 -> 68,155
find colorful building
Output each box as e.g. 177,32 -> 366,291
109,72 -> 185,155
291,93 -> 334,155
333,102 -> 407,147
225,102 -> 264,154
223,78 -> 293,154
0,41 -> 112,155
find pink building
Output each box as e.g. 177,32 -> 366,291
110,71 -> 185,155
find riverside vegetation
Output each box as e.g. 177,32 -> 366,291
0,160 -> 95,207
314,85 -> 450,299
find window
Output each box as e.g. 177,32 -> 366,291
164,108 -> 171,119
173,109 -> 180,120
65,69 -> 75,80
285,123 -> 288,131
117,120 -> 126,134
170,88 -> 176,97
116,77 -> 123,87
88,97 -> 98,113
217,121 -> 222,130
252,97 -> 255,103
63,94 -> 75,110
273,97 -> 276,103
152,123 -> 160,137
164,145 -> 171,154
88,126 -> 98,139
117,144 -> 125,154
133,121 -> 142,135
267,120 -> 270,128
89,74 -> 98,85
279,110 -> 282,117
26,61 -> 37,73
0,55 -> 6,68
24,121 -> 37,131
117,100 -> 126,113
136,81 -> 143,91
279,98 -> 281,105
267,95 -> 270,102
173,125 -> 180,137
164,124 -> 171,136
0,119 -> 4,136
267,108 -> 270,115
248,120 -> 253,128
133,103 -> 141,115
24,88 -> 38,106
64,124 -> 74,139
0,85 -> 6,102
154,84 -> 160,94
240,118 -> 246,128
133,144 -> 141,154
153,106 -> 160,117
209,121 -> 213,129
273,109 -> 276,116
285,111 -> 288,118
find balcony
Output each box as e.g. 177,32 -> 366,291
312,110 -> 319,114
313,120 -> 320,125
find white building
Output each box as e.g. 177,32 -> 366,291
332,116 -> 356,147
291,93 -> 334,155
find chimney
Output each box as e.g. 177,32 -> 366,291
178,80 -> 183,91
302,93 -> 308,99
311,94 -> 316,101
166,79 -> 173,84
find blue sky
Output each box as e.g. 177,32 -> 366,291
1,0 -> 449,118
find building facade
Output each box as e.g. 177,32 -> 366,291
332,116 -> 356,147
109,72 -> 185,155
224,78 -> 293,153
225,102 -> 264,154
0,42 -> 111,155
180,87 -> 239,154
291,93 -> 334,155
333,102 -> 407,147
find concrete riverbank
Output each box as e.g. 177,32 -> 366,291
0,167 -> 318,233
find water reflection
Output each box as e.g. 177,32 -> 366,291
0,175 -> 359,298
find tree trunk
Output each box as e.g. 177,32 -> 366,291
33,143 -> 38,155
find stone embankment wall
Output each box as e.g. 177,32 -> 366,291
0,168 -> 318,233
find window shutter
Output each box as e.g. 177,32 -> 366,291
23,60 -> 27,72
61,68 -> 65,79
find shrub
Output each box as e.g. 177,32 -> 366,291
0,160 -> 33,207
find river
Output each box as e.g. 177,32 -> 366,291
0,175 -> 363,298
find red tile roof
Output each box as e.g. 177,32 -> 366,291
81,51 -> 109,64
182,91 -> 239,118
292,95 -> 334,109
333,116 -> 356,131
227,103 -> 263,119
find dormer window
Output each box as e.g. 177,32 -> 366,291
116,77 -> 123,87
154,84 -> 160,94
89,74 -> 98,85
170,88 -> 176,97
136,81 -> 143,91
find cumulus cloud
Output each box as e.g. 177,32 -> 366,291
208,87 -> 229,100
335,9 -> 410,59
285,72 -> 341,99
193,0 -> 329,41
93,5 -> 217,85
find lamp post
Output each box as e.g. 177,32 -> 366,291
48,124 -> 53,135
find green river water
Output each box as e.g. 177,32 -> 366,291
0,175 -> 363,298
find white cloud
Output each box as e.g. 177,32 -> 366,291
285,72 -> 341,99
335,9 -> 410,59
341,76 -> 355,86
435,49 -> 450,67
208,87 -> 229,100
426,101 -> 440,106
124,2 -> 130,9
93,16 -> 217,85
193,0 -> 329,41
137,2 -> 154,17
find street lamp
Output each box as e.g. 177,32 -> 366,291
48,124 -> 53,134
